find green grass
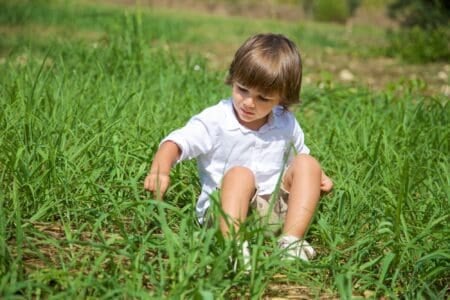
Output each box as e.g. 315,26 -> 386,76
1,1 -> 449,298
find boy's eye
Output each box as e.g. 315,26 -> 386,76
259,96 -> 270,102
237,86 -> 248,93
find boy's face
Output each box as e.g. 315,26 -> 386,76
231,82 -> 281,131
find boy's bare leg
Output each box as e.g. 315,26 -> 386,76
220,166 -> 256,236
283,154 -> 322,238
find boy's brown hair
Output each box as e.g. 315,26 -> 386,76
226,33 -> 303,109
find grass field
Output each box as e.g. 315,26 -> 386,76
0,1 -> 449,298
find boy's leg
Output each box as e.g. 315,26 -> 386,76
220,166 -> 256,236
282,154 -> 322,238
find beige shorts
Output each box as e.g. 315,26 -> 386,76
250,186 -> 289,233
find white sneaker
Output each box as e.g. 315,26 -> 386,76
230,240 -> 251,272
278,235 -> 316,261
241,240 -> 251,271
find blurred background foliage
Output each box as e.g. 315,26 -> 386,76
386,0 -> 450,63
388,0 -> 450,29
305,0 -> 450,63
303,0 -> 360,23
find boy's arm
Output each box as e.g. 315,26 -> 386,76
144,141 -> 181,200
320,170 -> 333,193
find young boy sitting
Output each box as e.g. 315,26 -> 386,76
144,33 -> 333,266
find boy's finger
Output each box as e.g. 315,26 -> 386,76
144,177 -> 154,191
320,179 -> 333,193
144,178 -> 151,191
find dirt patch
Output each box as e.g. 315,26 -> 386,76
264,279 -> 337,299
302,52 -> 450,96
93,0 -> 309,22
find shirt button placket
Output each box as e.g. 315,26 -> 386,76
253,136 -> 261,172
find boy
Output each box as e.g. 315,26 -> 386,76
144,33 -> 333,264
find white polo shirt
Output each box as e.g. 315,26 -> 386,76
162,99 -> 310,222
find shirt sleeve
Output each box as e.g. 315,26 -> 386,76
292,118 -> 310,155
160,115 -> 214,162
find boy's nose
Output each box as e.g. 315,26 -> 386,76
243,96 -> 255,108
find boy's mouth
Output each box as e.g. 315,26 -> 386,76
240,107 -> 254,116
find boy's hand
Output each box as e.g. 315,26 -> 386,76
144,173 -> 170,200
320,172 -> 333,193
143,141 -> 181,200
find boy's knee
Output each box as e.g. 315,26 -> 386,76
292,154 -> 321,173
224,166 -> 255,180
